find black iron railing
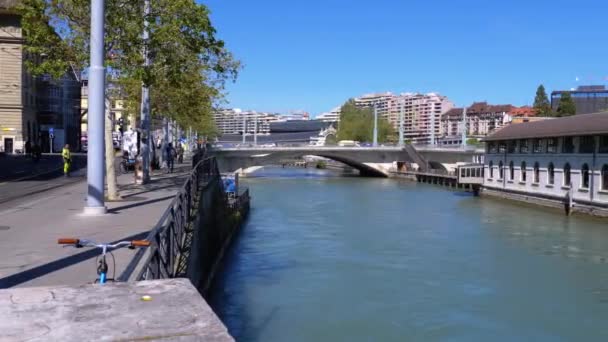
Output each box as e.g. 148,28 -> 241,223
119,155 -> 246,282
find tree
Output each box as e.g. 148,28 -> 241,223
533,84 -> 552,116
557,92 -> 577,117
18,0 -> 239,199
337,100 -> 394,143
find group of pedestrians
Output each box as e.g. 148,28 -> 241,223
151,141 -> 184,174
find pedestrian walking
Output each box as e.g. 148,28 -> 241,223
25,140 -> 31,158
165,143 -> 176,173
62,144 -> 71,177
176,143 -> 184,164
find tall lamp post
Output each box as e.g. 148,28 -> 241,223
398,100 -> 405,147
84,0 -> 107,215
372,102 -> 378,147
139,0 -> 151,184
461,107 -> 467,149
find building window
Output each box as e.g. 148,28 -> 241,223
579,136 -> 595,153
602,165 -> 608,191
599,136 -> 608,154
498,142 -> 506,153
489,161 -> 494,178
548,163 -> 555,185
581,164 -> 590,189
519,139 -> 529,153
499,161 -> 504,179
487,142 -> 496,154
563,163 -> 571,187
521,162 -> 527,182
507,141 -> 516,154
509,161 -> 515,180
533,162 -> 540,183
547,138 -> 558,153
532,139 -> 544,153
562,137 -> 575,153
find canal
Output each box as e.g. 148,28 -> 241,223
210,167 -> 608,341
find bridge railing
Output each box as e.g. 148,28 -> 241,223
119,156 -> 221,282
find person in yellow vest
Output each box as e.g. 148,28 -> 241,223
62,144 -> 71,177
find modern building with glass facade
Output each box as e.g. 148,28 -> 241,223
551,85 -> 608,115
482,112 -> 608,216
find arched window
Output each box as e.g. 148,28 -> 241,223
548,163 -> 555,185
489,161 -> 494,178
521,161 -> 527,182
602,165 -> 608,191
533,162 -> 540,183
509,161 -> 515,181
581,163 -> 590,189
499,161 -> 504,179
563,163 -> 571,187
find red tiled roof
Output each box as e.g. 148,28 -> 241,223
510,106 -> 536,117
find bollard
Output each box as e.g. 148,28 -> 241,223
135,156 -> 144,184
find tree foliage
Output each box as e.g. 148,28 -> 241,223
533,84 -> 552,116
17,0 -> 240,135
337,99 -> 394,143
556,92 -> 576,117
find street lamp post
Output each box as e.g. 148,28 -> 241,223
373,103 -> 378,147
139,0 -> 151,184
242,115 -> 246,144
253,112 -> 258,146
461,107 -> 467,149
398,101 -> 404,147
84,0 -> 107,215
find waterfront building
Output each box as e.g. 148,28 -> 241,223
551,85 -> 608,115
354,92 -> 454,144
483,112 -> 608,215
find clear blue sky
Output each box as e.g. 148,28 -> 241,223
203,0 -> 608,116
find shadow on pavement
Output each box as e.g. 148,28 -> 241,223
0,231 -> 148,289
107,195 -> 176,214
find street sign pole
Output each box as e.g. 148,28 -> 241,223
84,0 -> 107,215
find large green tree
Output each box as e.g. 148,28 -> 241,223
17,0 -> 239,198
533,84 -> 552,116
337,100 -> 394,143
556,92 -> 576,117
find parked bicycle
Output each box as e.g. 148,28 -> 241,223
58,238 -> 150,284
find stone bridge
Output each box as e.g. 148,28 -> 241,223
209,146 -> 483,177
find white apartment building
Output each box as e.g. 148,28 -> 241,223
354,92 -> 454,144
214,109 -> 282,135
316,107 -> 341,123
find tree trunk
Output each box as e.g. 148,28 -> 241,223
105,98 -> 120,200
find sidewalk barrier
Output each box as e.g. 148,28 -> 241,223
119,156 -> 249,283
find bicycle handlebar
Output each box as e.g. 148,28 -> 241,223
57,238 -> 151,249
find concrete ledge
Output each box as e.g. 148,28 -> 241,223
482,188 -> 608,218
0,278 -> 234,341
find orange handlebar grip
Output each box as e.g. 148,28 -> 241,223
58,238 -> 79,244
131,240 -> 151,247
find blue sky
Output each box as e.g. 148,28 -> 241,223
203,0 -> 608,116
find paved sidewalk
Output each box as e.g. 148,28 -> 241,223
0,164 -> 192,289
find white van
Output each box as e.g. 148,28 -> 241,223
338,140 -> 359,147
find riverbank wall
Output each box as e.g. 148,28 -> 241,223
482,187 -> 608,218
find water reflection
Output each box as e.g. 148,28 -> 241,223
210,168 -> 608,341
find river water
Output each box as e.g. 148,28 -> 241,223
209,167 -> 608,341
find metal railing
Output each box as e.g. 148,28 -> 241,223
119,154 -> 231,282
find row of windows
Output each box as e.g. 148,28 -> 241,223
488,161 -> 608,191
488,136 -> 608,154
